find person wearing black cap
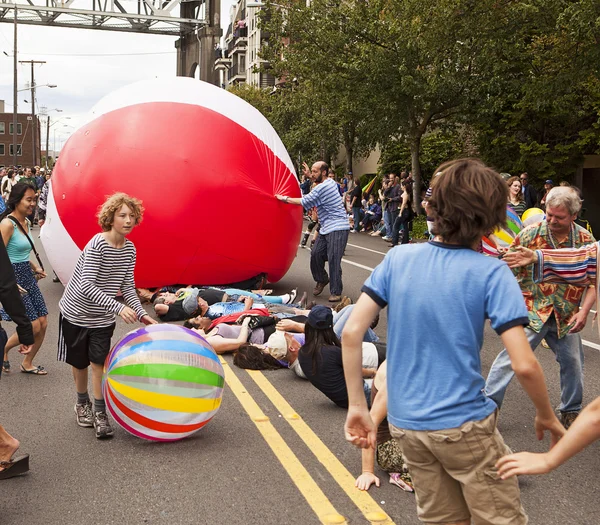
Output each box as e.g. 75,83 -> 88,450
298,306 -> 375,408
0,234 -> 34,478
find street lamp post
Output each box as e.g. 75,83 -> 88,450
46,115 -> 71,167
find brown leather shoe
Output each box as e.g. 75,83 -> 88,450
313,278 -> 329,296
328,294 -> 342,302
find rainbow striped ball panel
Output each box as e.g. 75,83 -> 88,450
103,324 -> 224,441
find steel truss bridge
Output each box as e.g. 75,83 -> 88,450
0,0 -> 208,36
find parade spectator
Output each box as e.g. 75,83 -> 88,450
520,173 -> 537,209
37,175 -> 51,226
355,361 -> 413,493
276,161 -> 350,302
1,169 -> 17,202
486,187 -> 595,429
499,247 -> 600,479
349,177 -> 363,233
35,169 -> 45,191
360,195 -> 382,232
507,176 -> 527,216
381,174 -> 400,242
539,179 -> 554,210
328,170 -> 343,196
0,230 -> 34,479
388,179 -> 414,246
299,306 -> 377,409
300,174 -> 312,196
58,193 -> 157,439
0,183 -> 48,375
154,287 -> 298,322
19,168 -> 36,190
191,316 -> 262,354
342,158 -> 563,525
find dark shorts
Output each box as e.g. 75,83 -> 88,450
58,314 -> 116,369
158,301 -> 188,322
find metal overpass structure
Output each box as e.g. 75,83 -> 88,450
0,0 -> 221,83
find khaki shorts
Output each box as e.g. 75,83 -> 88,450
389,411 -> 528,524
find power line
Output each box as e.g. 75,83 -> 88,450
18,51 -> 176,57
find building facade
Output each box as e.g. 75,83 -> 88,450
0,100 -> 42,168
215,0 -> 276,89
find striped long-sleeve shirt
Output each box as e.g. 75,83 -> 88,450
59,233 -> 147,328
534,242 -> 598,287
301,178 -> 350,235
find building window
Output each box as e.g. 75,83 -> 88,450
240,55 -> 246,72
9,123 -> 22,135
0,122 -> 5,134
9,144 -> 22,156
0,144 -> 4,155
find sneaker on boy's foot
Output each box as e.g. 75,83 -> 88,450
93,411 -> 115,439
74,401 -> 93,428
561,410 -> 579,430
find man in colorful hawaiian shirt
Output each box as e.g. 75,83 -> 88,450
486,187 -> 596,428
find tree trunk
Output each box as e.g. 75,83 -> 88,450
410,135 -> 422,214
343,124 -> 355,176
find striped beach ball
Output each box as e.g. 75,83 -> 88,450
103,324 -> 224,442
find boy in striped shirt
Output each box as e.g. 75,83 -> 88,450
58,193 -> 157,439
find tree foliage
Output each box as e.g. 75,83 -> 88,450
229,0 -> 600,199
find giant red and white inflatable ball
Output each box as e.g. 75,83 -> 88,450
41,77 -> 302,288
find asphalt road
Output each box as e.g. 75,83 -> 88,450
1,227 -> 598,525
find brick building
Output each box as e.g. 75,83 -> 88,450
0,100 -> 41,168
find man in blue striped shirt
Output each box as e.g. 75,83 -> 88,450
277,161 -> 350,302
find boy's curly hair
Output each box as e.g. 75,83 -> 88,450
97,192 -> 144,232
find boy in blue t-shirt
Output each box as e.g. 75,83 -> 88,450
341,159 -> 565,525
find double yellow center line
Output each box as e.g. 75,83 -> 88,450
220,357 -> 394,525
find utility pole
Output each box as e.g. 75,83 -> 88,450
12,7 -> 17,167
46,115 -> 50,169
19,59 -> 46,167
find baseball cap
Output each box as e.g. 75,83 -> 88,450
307,305 -> 333,330
265,331 -> 287,360
545,179 -> 553,185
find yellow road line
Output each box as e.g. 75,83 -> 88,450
220,358 -> 347,525
247,370 -> 395,525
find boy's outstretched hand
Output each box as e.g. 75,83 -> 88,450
496,451 -> 553,479
345,406 -> 376,449
535,413 -> 565,448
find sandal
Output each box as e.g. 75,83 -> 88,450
2,361 -> 10,373
0,454 -> 30,480
389,472 -> 413,492
20,365 -> 47,375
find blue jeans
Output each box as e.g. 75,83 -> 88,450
485,315 -> 584,413
333,305 -> 379,343
0,327 -> 7,380
224,289 -> 284,304
384,208 -> 398,238
352,207 -> 362,231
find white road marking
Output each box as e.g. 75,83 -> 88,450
304,246 -> 376,273
346,243 -> 388,256
582,339 -> 600,351
340,259 -> 376,272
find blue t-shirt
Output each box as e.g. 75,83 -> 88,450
363,241 -> 528,431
